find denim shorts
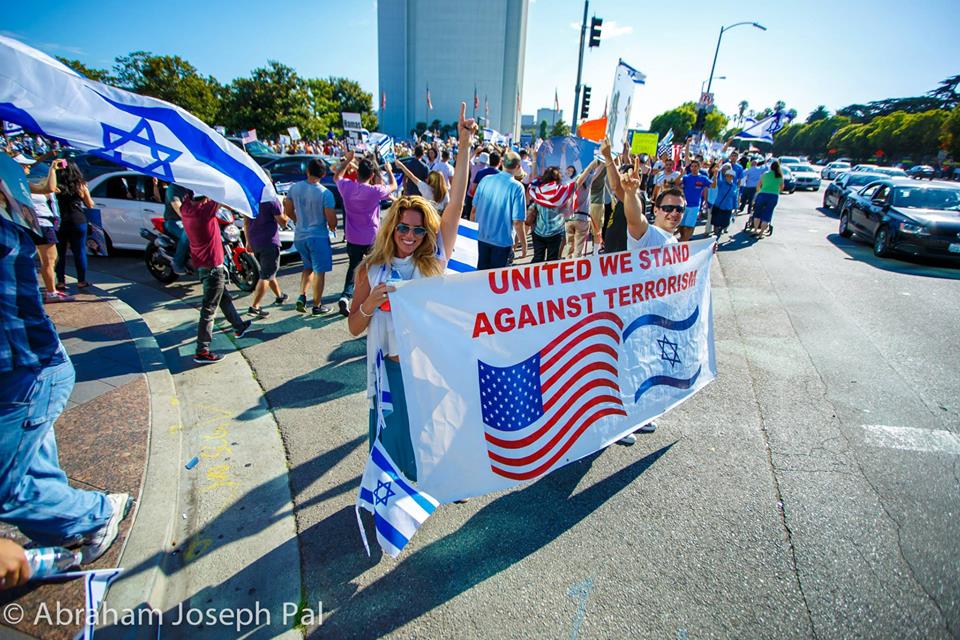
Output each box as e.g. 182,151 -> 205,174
681,206 -> 700,228
294,236 -> 332,273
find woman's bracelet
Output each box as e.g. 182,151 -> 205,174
358,305 -> 373,318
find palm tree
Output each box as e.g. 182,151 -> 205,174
774,100 -> 786,113
806,105 -> 829,123
738,100 -> 748,125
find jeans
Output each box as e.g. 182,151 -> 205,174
740,186 -> 757,213
164,220 -> 190,271
531,232 -> 563,263
342,242 -> 371,297
477,241 -> 513,270
55,221 -> 88,283
0,353 -> 111,544
197,265 -> 245,352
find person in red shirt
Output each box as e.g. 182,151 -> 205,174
179,194 -> 255,364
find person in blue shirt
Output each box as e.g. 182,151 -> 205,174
679,158 -> 711,241
709,165 -> 740,239
472,152 -> 526,269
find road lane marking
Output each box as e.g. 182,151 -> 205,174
862,425 -> 960,455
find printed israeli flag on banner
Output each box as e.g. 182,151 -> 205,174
356,439 -> 439,558
448,219 -> 479,274
0,36 -> 276,217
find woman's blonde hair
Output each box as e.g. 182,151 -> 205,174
365,196 -> 444,278
426,170 -> 447,204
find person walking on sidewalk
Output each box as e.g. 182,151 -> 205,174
0,180 -> 131,563
335,151 -> 397,317
180,193 -> 254,364
285,159 -> 337,316
54,161 -> 94,291
14,154 -> 70,303
244,197 -> 288,318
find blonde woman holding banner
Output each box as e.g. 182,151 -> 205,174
347,103 -> 477,481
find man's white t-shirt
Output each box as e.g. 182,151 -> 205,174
431,160 -> 454,183
627,223 -> 677,250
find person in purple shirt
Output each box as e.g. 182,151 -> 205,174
334,150 -> 397,317
679,158 -> 711,241
243,198 -> 289,317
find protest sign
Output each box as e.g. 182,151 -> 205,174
534,136 -> 599,176
288,126 -> 301,141
630,131 -> 659,157
368,132 -> 396,163
390,238 -> 716,503
342,112 -> 363,131
607,59 -> 645,152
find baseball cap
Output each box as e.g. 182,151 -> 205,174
12,153 -> 35,165
724,169 -> 735,177
478,152 -> 490,165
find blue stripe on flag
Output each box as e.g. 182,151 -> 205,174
359,488 -> 374,505
370,446 -> 437,515
634,365 -> 702,402
457,225 -> 478,241
446,259 -> 472,273
622,306 -> 699,341
373,512 -> 410,552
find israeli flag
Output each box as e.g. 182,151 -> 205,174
656,128 -> 674,157
356,439 -> 439,558
2,120 -> 23,137
735,111 -> 794,145
620,60 -> 647,85
0,36 -> 276,217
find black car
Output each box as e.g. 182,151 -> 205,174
838,178 -> 960,262
225,137 -> 282,167
822,172 -> 885,211
906,165 -> 936,180
262,155 -> 342,209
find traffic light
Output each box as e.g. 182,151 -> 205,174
589,17 -> 602,48
580,86 -> 591,120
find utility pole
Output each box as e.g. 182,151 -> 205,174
572,0 -> 588,130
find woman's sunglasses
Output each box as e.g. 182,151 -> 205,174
395,223 -> 427,237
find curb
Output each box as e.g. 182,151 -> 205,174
98,293 -> 185,632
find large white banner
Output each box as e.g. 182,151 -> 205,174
606,59 -> 646,153
390,238 -> 716,503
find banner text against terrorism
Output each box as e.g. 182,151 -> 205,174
472,268 -> 699,338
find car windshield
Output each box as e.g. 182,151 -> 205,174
244,141 -> 273,155
877,168 -> 905,175
892,187 -> 960,211
793,165 -> 815,173
835,163 -> 850,168
848,174 -> 883,187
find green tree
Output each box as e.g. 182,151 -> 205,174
942,106 -> 960,160
220,61 -> 311,137
704,109 -> 729,139
55,57 -> 114,83
928,74 -> 960,109
650,102 -> 697,140
538,120 -> 548,139
550,119 -> 571,137
113,51 -> 221,123
806,105 -> 829,124
774,100 -> 786,113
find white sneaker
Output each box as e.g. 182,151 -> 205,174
80,493 -> 133,564
636,422 -> 657,434
617,433 -> 637,446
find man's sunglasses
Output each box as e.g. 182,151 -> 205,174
396,223 -> 427,237
658,205 -> 684,213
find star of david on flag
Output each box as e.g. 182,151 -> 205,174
477,312 -> 628,482
94,118 -> 182,182
622,306 -> 703,402
356,439 -> 439,558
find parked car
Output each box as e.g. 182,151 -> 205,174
777,156 -> 802,168
822,172 -> 885,211
821,161 -> 851,180
262,154 -> 343,209
838,178 -> 960,262
781,166 -> 797,193
59,149 -> 126,180
851,164 -> 880,173
87,171 -> 167,250
789,164 -> 822,191
226,137 -> 282,167
873,167 -> 908,178
907,165 -> 936,180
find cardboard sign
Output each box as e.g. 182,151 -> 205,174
630,131 -> 659,157
342,112 -> 363,131
288,126 -> 301,141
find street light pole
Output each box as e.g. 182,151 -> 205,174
705,22 -> 766,97
572,0 -> 589,130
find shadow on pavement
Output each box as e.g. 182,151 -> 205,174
715,228 -> 760,252
826,233 -> 960,279
314,442 -> 675,639
814,206 -> 839,219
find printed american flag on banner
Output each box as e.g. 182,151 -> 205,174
477,312 -> 627,481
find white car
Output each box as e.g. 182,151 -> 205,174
790,164 -> 822,191
87,171 -> 166,250
821,161 -> 850,180
852,164 -> 880,173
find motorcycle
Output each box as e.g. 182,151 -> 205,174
140,208 -> 260,291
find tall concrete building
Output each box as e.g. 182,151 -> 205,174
377,0 -> 529,140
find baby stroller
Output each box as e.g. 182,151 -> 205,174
743,215 -> 773,237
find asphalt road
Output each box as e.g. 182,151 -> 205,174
88,184 -> 960,639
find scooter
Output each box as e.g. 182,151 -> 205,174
140,208 -> 260,291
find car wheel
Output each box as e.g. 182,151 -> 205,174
822,192 -> 831,210
838,211 -> 852,238
873,226 -> 892,258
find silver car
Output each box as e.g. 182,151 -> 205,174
821,161 -> 850,180
790,164 -> 822,191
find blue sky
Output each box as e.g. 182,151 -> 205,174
3,0 -> 957,130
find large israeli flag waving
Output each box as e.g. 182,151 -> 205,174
0,36 -> 276,217
734,111 -> 795,145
